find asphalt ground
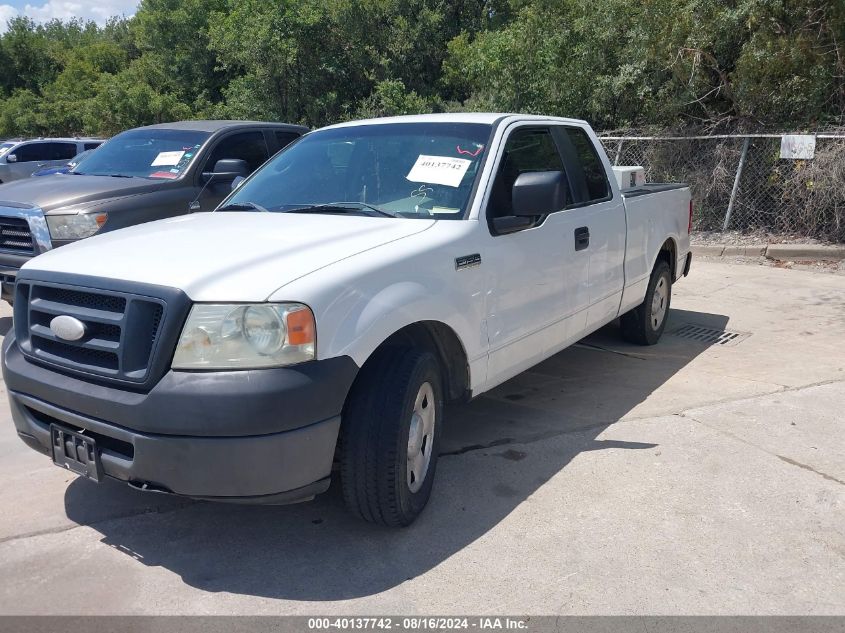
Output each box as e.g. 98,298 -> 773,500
0,259 -> 842,615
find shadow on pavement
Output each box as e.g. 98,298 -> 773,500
0,317 -> 11,337
64,308 -> 728,600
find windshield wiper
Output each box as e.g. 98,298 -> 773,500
217,201 -> 270,213
287,202 -> 398,218
108,174 -> 135,178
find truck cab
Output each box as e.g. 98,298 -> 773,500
2,114 -> 691,527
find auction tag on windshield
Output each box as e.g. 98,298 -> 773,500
151,151 -> 185,166
406,155 -> 471,188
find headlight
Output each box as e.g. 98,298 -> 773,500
172,303 -> 316,369
46,213 -> 107,240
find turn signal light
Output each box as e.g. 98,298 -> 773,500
286,307 -> 315,346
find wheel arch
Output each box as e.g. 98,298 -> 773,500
655,237 -> 678,279
355,320 -> 470,404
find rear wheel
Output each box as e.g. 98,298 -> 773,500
340,347 -> 443,527
620,260 -> 672,345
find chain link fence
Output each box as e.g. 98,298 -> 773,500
598,132 -> 845,242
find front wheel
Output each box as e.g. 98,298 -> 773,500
340,347 -> 443,527
620,260 -> 672,345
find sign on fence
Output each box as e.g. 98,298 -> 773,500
780,135 -> 816,160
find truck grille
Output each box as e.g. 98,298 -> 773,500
0,217 -> 34,253
15,281 -> 167,385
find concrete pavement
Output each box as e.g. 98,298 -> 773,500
0,260 -> 842,615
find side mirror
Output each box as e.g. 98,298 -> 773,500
202,158 -> 250,183
6,154 -> 17,163
511,171 -> 567,217
231,175 -> 245,190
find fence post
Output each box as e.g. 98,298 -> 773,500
613,139 -> 624,166
723,137 -> 750,231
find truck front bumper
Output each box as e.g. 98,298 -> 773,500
3,335 -> 359,503
0,205 -> 53,302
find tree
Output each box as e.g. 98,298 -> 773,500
132,0 -> 229,105
0,0 -> 841,137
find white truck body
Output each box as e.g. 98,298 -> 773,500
4,113 -> 692,525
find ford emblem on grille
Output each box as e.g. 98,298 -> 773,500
49,315 -> 86,341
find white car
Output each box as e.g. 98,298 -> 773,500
3,113 -> 692,526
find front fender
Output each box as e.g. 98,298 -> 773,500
325,280 -> 475,366
268,220 -> 489,390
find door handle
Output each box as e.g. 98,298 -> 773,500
574,226 -> 590,251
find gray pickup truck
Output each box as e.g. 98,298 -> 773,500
0,120 -> 307,303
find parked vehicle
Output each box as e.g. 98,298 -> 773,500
2,113 -> 692,526
30,149 -> 95,177
0,120 -> 307,303
0,138 -> 104,183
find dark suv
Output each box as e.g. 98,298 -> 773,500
0,120 -> 307,302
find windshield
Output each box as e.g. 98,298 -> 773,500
68,150 -> 92,167
0,143 -> 14,158
223,122 -> 492,219
72,128 -> 210,179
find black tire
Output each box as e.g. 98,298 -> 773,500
340,347 -> 443,527
620,260 -> 672,345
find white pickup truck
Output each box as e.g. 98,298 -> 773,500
3,114 -> 691,526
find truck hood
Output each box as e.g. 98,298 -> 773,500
24,212 -> 435,301
0,174 -> 165,213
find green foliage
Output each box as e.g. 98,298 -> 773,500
0,0 -> 841,138
82,62 -> 193,135
446,0 -> 845,129
353,79 -> 432,119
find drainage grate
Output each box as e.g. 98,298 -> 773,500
668,323 -> 750,346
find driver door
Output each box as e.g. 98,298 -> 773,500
483,125 -> 591,388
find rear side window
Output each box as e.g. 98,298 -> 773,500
564,128 -> 610,202
205,131 -> 269,174
274,131 -> 300,150
53,143 -> 78,160
83,142 -> 102,151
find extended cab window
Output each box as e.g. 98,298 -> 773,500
205,131 -> 269,174
564,127 -> 610,202
488,128 -> 570,220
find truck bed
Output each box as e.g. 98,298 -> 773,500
621,183 -> 690,198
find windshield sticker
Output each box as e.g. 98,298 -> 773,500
406,155 -> 472,188
150,170 -> 178,179
151,150 -> 185,166
456,144 -> 484,157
